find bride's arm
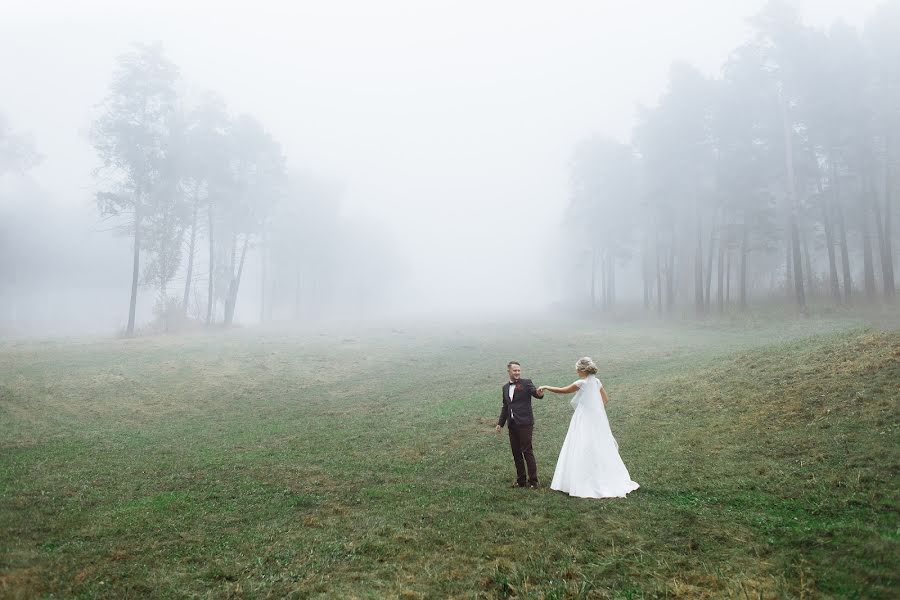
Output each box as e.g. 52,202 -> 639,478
600,386 -> 609,406
538,383 -> 579,395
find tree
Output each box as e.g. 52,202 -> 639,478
219,115 -> 285,326
268,173 -> 339,320
865,1 -> 900,300
560,0 -> 898,315
568,136 -> 639,311
635,63 -> 717,315
716,44 -> 781,311
142,108 -> 192,330
0,115 -> 42,330
749,2 -> 814,313
90,43 -> 179,335
179,93 -> 231,323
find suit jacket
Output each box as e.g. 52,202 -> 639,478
498,378 -> 543,427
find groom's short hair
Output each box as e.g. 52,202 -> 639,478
507,361 -> 520,368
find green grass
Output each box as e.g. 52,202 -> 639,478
1,315 -> 898,599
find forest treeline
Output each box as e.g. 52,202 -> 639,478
93,43 -> 403,334
567,1 -> 899,316
2,42 -> 400,335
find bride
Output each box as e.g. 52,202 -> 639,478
539,357 -> 639,499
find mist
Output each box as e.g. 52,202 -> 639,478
4,4 -> 900,597
0,0 -> 894,336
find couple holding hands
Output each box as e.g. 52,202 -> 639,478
496,358 -> 639,499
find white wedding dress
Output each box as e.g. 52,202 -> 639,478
550,375 -> 640,498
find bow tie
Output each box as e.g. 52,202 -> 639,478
508,381 -> 519,386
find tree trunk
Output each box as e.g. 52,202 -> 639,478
717,229 -> 725,313
704,214 -> 715,312
666,226 -> 675,314
861,179 -> 877,302
821,193 -> 841,304
642,234 -> 650,310
206,203 -> 215,326
126,201 -> 142,336
224,234 -> 250,326
182,190 -> 199,318
872,171 -> 888,294
656,228 -> 663,316
809,154 -> 841,305
223,233 -> 238,325
260,230 -> 267,323
863,165 -> 882,296
236,233 -> 249,316
726,245 -> 732,308
802,229 -> 814,301
786,231 -> 794,298
600,249 -> 607,311
694,211 -> 704,315
883,133 -> 896,299
781,91 -> 806,314
836,201 -> 852,304
602,250 -> 608,310
790,220 -> 806,314
739,220 -> 748,310
830,154 -> 852,303
607,251 -> 615,310
157,197 -> 177,332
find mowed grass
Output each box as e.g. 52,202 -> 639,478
1,315 -> 898,599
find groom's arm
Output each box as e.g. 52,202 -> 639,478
526,379 -> 544,399
497,390 -> 509,428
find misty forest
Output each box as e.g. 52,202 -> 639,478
2,1 -> 898,599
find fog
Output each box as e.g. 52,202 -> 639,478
0,0 -> 892,336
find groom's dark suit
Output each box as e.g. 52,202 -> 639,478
498,379 -> 543,486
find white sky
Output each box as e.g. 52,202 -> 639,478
0,0 -> 884,313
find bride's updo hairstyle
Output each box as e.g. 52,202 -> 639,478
575,356 -> 598,375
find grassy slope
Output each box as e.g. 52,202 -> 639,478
0,317 -> 898,599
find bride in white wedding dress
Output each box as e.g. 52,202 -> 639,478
539,357 -> 640,499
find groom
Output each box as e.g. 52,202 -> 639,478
495,360 -> 544,488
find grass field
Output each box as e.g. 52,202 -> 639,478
1,313 -> 898,599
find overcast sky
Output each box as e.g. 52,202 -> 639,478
0,0 -> 884,314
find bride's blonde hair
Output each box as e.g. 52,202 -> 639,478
575,356 -> 598,375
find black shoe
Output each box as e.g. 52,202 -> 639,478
528,482 -> 540,489
511,481 -> 526,488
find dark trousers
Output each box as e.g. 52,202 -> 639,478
507,422 -> 537,485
